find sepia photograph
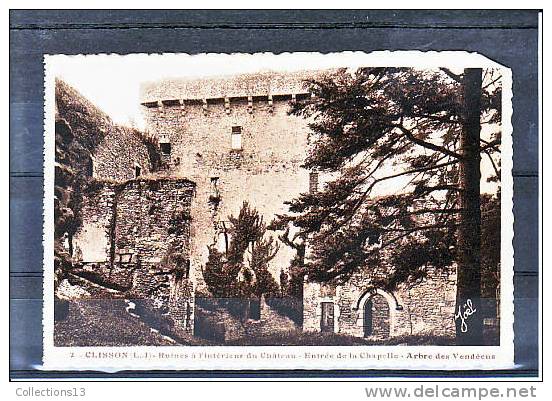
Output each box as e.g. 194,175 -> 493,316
43,52 -> 513,370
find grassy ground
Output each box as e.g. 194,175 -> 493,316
56,274 -> 213,346
54,299 -> 179,346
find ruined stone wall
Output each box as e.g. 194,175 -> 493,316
113,178 -> 195,270
92,128 -> 153,182
73,182 -> 117,263
303,267 -> 457,338
142,97 -> 313,289
73,178 -> 196,331
74,179 -> 195,265
168,276 -> 195,332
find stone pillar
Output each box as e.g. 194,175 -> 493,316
168,274 -> 195,333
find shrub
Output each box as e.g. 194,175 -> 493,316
265,296 -> 303,325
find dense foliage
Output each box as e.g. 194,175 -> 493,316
203,202 -> 280,300
272,67 -> 502,343
274,67 -> 501,285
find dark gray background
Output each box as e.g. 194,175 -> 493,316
9,10 -> 540,379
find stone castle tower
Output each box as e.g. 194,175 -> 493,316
139,71 -> 320,290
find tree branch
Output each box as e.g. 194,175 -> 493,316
483,148 -> 500,178
404,207 -> 462,215
418,184 -> 461,193
482,75 -> 502,90
374,159 -> 460,184
411,113 -> 462,125
396,125 -> 463,159
440,68 -> 463,83
480,138 -> 501,152
315,159 -> 460,241
381,223 -> 460,233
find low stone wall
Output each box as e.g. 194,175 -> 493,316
72,261 -> 138,291
244,296 -> 298,337
193,299 -> 246,342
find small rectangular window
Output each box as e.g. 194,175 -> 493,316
231,126 -> 242,150
134,165 -> 141,178
160,142 -> 171,155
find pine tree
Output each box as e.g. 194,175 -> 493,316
274,67 -> 502,344
203,202 -> 280,302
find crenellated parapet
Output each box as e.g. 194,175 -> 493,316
139,70 -> 332,112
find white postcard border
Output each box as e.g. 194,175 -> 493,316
42,51 -> 515,372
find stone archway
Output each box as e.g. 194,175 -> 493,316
356,289 -> 397,339
363,294 -> 390,338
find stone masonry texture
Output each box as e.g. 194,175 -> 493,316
73,178 -> 196,332
141,82 -> 314,291
92,128 -> 152,182
303,267 -> 457,338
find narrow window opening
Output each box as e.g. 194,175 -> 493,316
160,142 -> 171,155
159,134 -> 171,160
134,165 -> 142,178
231,126 -> 242,150
175,260 -> 190,281
185,302 -> 192,328
184,259 -> 190,279
216,221 -> 230,255
210,177 -> 220,197
87,156 -> 94,177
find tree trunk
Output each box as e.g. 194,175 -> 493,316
455,68 -> 483,345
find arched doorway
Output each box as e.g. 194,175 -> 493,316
363,293 -> 390,338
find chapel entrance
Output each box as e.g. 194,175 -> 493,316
363,294 -> 390,338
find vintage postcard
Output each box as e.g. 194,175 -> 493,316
43,51 -> 514,371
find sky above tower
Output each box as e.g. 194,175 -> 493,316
48,51 -> 474,130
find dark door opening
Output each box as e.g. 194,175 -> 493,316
363,299 -> 373,337
249,298 -> 261,320
363,294 -> 390,338
320,302 -> 334,333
